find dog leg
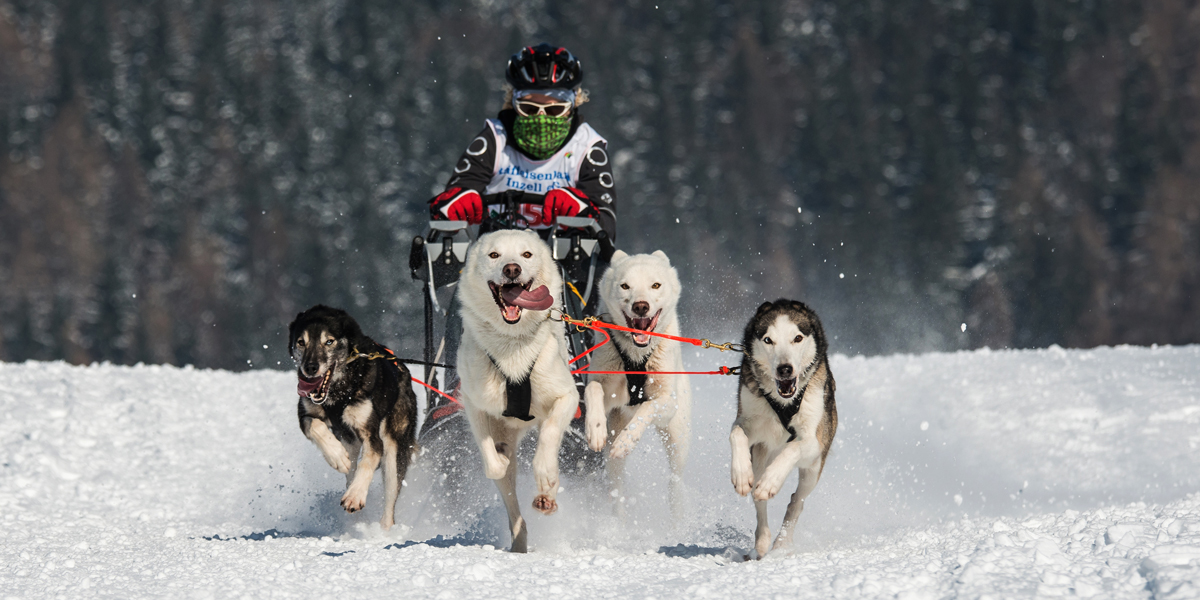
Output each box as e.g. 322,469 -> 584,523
662,413 -> 690,523
609,399 -> 660,460
531,394 -> 575,515
754,439 -> 807,502
303,418 -> 353,474
491,424 -> 527,553
380,435 -> 399,530
605,408 -> 634,519
466,407 -> 511,480
343,439 -> 362,489
751,442 -> 772,559
729,425 -> 754,496
583,381 -> 607,452
772,465 -> 820,551
341,438 -> 380,514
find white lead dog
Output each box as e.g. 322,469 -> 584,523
583,250 -> 691,520
456,229 -> 579,553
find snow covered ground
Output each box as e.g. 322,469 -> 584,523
1,344 -> 1198,599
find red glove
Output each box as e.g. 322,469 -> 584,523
429,188 -> 484,224
543,187 -> 596,223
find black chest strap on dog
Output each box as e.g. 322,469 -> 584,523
616,348 -> 651,405
486,353 -> 535,421
763,383 -> 808,442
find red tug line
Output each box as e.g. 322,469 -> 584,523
409,313 -> 743,409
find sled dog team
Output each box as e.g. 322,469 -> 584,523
289,229 -> 837,558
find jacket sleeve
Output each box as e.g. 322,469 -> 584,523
574,140 -> 617,241
437,125 -> 497,197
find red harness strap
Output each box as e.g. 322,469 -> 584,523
407,314 -> 741,419
560,314 -> 742,377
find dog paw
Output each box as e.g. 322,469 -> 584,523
322,448 -> 353,474
483,452 -> 510,480
586,417 -> 607,452
341,487 -> 367,513
752,470 -> 785,501
731,461 -> 754,497
532,494 -> 558,515
609,431 -> 638,460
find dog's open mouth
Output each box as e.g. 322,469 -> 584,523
489,281 -> 553,324
623,309 -> 662,347
776,377 -> 799,399
298,369 -> 332,401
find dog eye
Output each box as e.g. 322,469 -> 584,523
793,335 -> 803,343
297,340 -> 305,347
325,339 -> 334,346
763,337 -> 774,345
651,283 -> 661,289
620,283 -> 630,290
522,251 -> 532,258
488,252 -> 500,259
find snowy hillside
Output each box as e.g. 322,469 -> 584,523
1,345 -> 1198,599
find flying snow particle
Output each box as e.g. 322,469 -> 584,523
920,421 -> 929,431
262,345 -> 268,349
839,273 -> 845,279
676,218 -> 679,223
954,494 -> 963,506
961,323 -> 967,332
797,207 -> 802,213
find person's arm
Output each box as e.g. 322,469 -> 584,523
429,126 -> 497,223
573,141 -> 617,241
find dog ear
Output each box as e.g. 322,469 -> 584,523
756,301 -> 774,315
651,250 -> 670,264
287,311 -> 306,354
791,300 -> 806,312
611,249 -> 629,263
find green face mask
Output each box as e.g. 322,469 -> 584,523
513,114 -> 572,159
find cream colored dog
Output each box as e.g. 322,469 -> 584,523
583,250 -> 691,519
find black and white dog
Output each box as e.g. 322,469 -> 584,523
729,299 -> 838,559
288,305 -> 418,530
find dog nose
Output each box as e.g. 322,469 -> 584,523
303,362 -> 319,377
631,301 -> 650,316
776,364 -> 793,379
503,263 -> 522,280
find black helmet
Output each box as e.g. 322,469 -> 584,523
505,43 -> 583,90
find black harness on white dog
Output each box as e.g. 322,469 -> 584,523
761,384 -> 808,442
616,347 -> 651,405
487,354 -> 535,421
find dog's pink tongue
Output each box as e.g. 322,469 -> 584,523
502,285 -> 554,311
297,375 -> 321,397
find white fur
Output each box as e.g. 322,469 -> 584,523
730,311 -> 834,559
456,229 -> 579,553
582,250 -> 692,521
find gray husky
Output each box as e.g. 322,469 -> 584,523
288,305 -> 418,530
729,299 -> 837,559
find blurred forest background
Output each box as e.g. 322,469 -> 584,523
1,0 -> 1198,369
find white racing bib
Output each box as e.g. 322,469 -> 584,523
484,118 -> 605,190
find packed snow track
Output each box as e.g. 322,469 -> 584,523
1,344 -> 1198,598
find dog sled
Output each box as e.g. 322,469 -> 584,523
408,192 -> 614,498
